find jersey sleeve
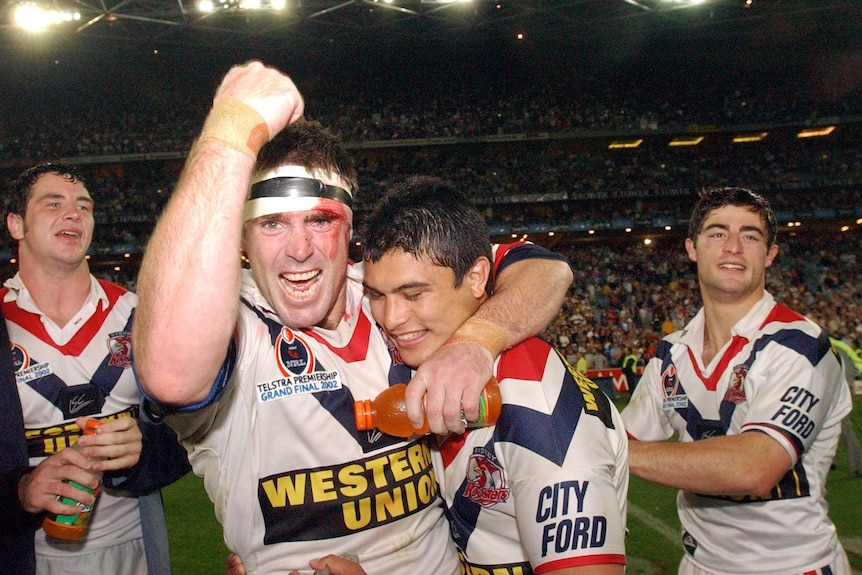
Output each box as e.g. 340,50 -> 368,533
498,342 -> 627,571
511,464 -> 627,572
491,242 -> 571,281
738,331 -> 850,462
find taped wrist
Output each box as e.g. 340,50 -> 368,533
443,317 -> 509,359
198,95 -> 269,158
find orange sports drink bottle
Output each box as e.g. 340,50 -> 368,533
354,378 -> 502,438
42,419 -> 103,541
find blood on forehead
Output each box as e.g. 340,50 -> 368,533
312,198 -> 351,223
248,197 -> 352,225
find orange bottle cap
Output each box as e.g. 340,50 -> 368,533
354,400 -> 373,431
83,419 -> 103,434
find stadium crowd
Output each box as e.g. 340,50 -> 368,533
543,233 -> 862,373
2,67 -> 861,161
1,72 -> 861,368
1,140 -> 860,250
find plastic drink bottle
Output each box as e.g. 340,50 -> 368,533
42,419 -> 103,541
354,378 -> 502,438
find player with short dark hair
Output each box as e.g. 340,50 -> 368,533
361,176 -> 628,575
3,161 -> 189,574
623,186 -> 852,575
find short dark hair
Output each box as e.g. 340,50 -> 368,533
6,162 -> 86,220
688,186 -> 778,247
255,120 -> 359,195
361,176 -> 493,294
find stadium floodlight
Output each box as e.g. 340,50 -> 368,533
732,132 -> 767,143
13,1 -> 80,31
668,135 -> 704,147
608,139 -> 643,149
797,126 -> 835,138
197,0 -> 286,12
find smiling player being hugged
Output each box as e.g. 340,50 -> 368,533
360,176 -> 628,575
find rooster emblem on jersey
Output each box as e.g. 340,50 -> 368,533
107,332 -> 132,369
463,448 -> 510,507
724,364 -> 748,404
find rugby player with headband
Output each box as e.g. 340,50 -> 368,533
134,61 -> 573,574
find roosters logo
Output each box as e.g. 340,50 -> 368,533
724,364 -> 748,404
463,449 -> 510,507
107,332 -> 132,368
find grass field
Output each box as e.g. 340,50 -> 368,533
163,393 -> 862,574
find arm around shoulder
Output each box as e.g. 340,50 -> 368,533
481,250 -> 573,349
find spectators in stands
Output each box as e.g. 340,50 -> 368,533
2,69 -> 860,160
1,74 -> 860,373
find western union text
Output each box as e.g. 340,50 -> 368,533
258,439 -> 440,543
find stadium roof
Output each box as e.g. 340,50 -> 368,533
1,0 -> 859,58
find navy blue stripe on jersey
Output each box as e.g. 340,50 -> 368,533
655,346 -> 730,441
494,370 -> 583,466
87,311 -> 134,395
242,298 -> 405,452
20,310 -> 134,419
448,436 -> 495,550
243,297 -> 286,343
745,326 -> 832,371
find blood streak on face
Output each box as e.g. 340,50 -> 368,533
244,196 -> 353,330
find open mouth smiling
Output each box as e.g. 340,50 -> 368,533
280,270 -> 321,298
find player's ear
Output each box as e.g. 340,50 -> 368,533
7,212 -> 24,241
467,256 -> 491,298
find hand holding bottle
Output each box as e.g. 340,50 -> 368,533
18,419 -> 102,516
43,419 -> 104,540
354,379 -> 502,438
73,414 -> 143,472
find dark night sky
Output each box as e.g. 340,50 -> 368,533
1,0 -> 861,120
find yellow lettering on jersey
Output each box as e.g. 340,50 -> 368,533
337,464 -> 367,496
310,469 -> 337,502
261,473 -> 307,507
407,441 -> 431,473
259,438 -> 440,540
460,559 -> 527,575
25,407 -> 137,457
572,371 -> 599,412
341,467 -> 438,529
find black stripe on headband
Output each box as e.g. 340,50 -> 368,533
249,177 -> 353,209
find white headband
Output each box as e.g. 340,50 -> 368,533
243,166 -> 353,223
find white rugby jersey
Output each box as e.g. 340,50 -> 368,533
434,338 -> 628,574
2,274 -> 143,558
165,242 -> 561,574
168,264 -> 459,575
622,291 -> 852,575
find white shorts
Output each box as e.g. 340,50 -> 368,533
678,547 -> 851,575
37,538 -> 147,575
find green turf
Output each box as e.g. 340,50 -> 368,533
163,473 -> 230,574
164,393 -> 862,574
